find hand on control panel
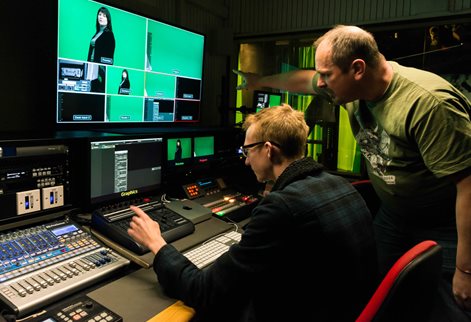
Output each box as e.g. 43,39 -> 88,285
127,205 -> 167,255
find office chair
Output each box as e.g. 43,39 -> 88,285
356,240 -> 443,322
351,180 -> 381,217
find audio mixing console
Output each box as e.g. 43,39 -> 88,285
0,217 -> 130,318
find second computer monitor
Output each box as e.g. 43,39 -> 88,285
89,137 -> 164,206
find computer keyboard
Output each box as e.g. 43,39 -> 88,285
91,200 -> 195,255
183,230 -> 241,268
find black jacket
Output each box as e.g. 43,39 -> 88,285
154,158 -> 377,322
88,28 -> 115,65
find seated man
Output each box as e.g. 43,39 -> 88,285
127,104 -> 377,322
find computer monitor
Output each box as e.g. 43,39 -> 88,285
89,137 -> 163,206
166,137 -> 192,167
56,0 -> 205,126
253,90 -> 282,112
193,136 -> 214,164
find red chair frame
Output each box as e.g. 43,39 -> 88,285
356,240 -> 442,322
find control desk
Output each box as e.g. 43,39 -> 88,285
3,217 -> 242,322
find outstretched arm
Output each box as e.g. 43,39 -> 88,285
233,69 -> 317,94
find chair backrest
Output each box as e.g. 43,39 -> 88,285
356,240 -> 442,322
351,180 -> 381,216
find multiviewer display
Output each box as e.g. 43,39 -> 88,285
57,0 -> 204,124
90,137 -> 164,205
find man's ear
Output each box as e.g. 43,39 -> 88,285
351,59 -> 366,80
267,142 -> 282,164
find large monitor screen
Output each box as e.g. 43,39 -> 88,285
57,0 -> 204,125
90,137 -> 163,205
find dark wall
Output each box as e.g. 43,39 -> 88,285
0,2 -> 57,134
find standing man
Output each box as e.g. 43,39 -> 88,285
128,104 -> 377,322
234,25 -> 471,319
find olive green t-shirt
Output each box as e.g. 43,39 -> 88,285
313,62 -> 471,225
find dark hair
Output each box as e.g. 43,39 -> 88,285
96,7 -> 113,32
120,69 -> 130,89
314,25 -> 382,73
122,69 -> 128,79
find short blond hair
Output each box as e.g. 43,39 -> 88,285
242,104 -> 308,158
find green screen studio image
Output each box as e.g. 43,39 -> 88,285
56,0 -> 204,124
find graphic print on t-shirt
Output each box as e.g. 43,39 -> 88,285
355,124 -> 395,185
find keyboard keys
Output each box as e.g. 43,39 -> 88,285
183,231 -> 241,269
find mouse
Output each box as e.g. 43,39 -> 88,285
183,206 -> 192,210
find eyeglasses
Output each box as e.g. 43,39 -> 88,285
240,141 -> 281,158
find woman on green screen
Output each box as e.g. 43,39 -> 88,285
174,139 -> 182,162
87,6 -> 115,65
118,69 -> 130,95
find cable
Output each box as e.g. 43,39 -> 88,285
15,311 -> 46,322
394,43 -> 463,61
221,216 -> 240,232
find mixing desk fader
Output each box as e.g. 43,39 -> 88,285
0,217 -> 130,318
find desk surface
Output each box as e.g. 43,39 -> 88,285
87,217 -> 242,321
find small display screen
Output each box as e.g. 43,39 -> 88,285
253,91 -> 282,112
194,136 -> 214,158
51,224 -> 78,236
167,137 -> 192,166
